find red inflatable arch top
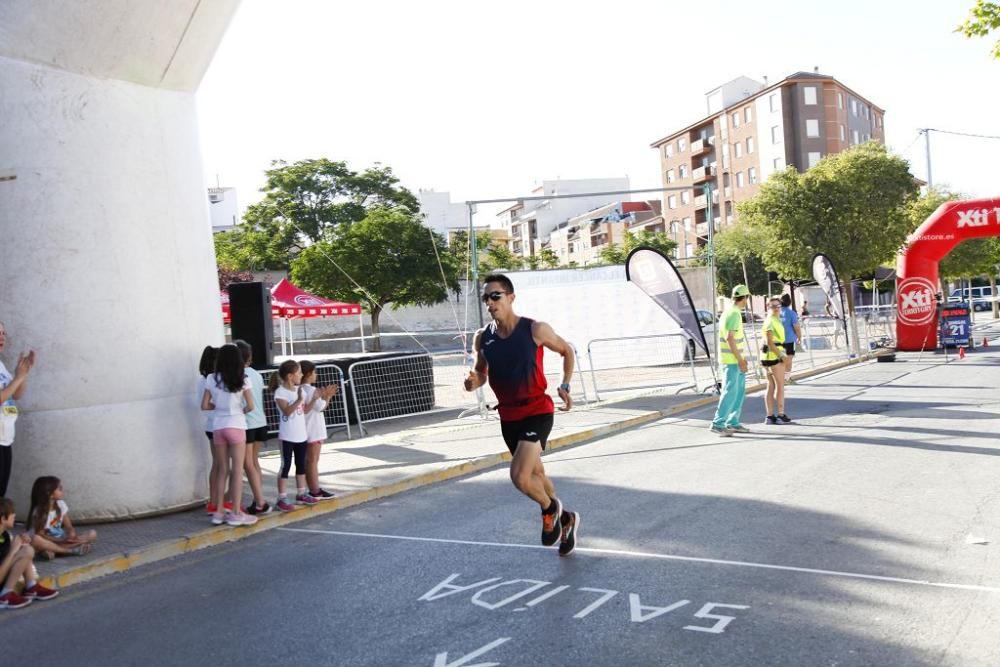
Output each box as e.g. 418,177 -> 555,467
896,197 -> 1000,350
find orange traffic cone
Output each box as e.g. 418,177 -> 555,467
959,346 -> 966,359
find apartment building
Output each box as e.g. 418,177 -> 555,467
495,177 -> 630,259
651,71 -> 885,260
547,200 -> 662,266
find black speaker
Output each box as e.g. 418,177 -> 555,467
229,282 -> 273,370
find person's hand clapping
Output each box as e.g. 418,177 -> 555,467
15,350 -> 35,378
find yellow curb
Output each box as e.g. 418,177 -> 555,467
38,354 -> 871,591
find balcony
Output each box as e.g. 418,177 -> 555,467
690,138 -> 710,155
693,191 -> 720,210
692,165 -> 713,183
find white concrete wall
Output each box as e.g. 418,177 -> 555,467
0,1 -> 239,519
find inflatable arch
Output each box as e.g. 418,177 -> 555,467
896,197 -> 1000,350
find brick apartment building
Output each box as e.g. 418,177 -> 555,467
651,71 -> 885,260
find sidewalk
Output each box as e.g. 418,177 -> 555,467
28,341 -> 980,591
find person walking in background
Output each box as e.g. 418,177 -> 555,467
26,476 -> 98,558
234,340 -> 270,516
463,273 -> 580,557
825,300 -> 846,349
0,497 -> 58,608
268,360 -> 316,512
0,322 -> 35,498
710,285 -> 751,437
201,344 -> 257,527
299,361 -> 338,501
779,294 -> 802,380
762,298 -> 791,424
801,299 -> 810,317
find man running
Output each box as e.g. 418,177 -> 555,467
463,274 -> 580,556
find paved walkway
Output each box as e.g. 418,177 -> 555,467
29,317 -> 1000,591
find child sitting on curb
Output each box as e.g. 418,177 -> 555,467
26,476 -> 97,558
0,497 -> 58,609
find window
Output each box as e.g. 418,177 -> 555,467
839,124 -> 845,141
679,164 -> 689,178
863,105 -> 869,119
734,142 -> 743,158
773,157 -> 785,170
666,169 -> 675,184
736,171 -> 745,188
806,119 -> 820,137
732,112 -> 741,128
685,243 -> 694,258
771,125 -> 782,144
850,98 -> 857,115
769,93 -> 778,112
683,217 -> 691,231
746,137 -> 754,154
744,107 -> 752,123
804,86 -> 817,105
668,195 -> 677,209
681,190 -> 690,205
748,167 -> 757,184
837,92 -> 843,109
666,143 -> 674,157
852,129 -> 860,144
678,137 -> 688,151
808,152 -> 822,168
669,220 -> 678,233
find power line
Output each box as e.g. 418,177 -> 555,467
924,128 -> 1000,141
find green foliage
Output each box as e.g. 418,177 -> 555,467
737,142 -> 919,281
228,159 -> 418,270
217,267 -> 254,291
956,1 -> 1000,58
289,207 -> 459,351
598,229 -> 679,266
479,244 -> 524,273
697,224 -> 771,296
538,248 -> 560,269
447,230 -> 495,277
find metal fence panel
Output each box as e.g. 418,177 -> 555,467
585,334 -> 697,401
259,364 -> 351,439
348,353 -> 437,431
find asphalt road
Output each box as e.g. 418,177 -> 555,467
3,356 -> 1000,666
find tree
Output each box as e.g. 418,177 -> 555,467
447,229 -> 495,278
737,143 -> 919,283
598,242 -> 626,265
957,1 -> 1000,58
598,229 -> 678,266
289,207 -> 459,351
227,159 -> 418,270
697,224 -> 770,297
479,244 -> 524,273
538,248 -> 560,269
217,267 -> 254,291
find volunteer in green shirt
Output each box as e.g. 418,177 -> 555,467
762,298 -> 791,424
710,285 -> 751,436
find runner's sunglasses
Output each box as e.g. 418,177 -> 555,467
482,291 -> 508,304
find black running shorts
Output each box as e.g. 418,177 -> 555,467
782,343 -> 796,356
500,413 -> 554,455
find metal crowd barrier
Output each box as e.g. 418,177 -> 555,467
259,364 -> 352,440
585,333 -> 696,401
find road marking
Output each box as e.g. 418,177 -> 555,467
434,637 -> 509,667
279,527 -> 1000,593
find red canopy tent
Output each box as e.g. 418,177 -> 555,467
221,279 -> 364,353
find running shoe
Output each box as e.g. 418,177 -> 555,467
0,591 -> 32,609
275,498 -> 296,512
211,512 -> 226,525
309,488 -> 335,501
558,512 -> 580,557
541,498 -> 563,546
22,583 -> 59,600
764,415 -> 779,425
729,425 -> 751,434
225,512 -> 258,527
295,493 -> 319,506
777,413 -> 792,423
709,425 -> 734,437
245,501 -> 272,516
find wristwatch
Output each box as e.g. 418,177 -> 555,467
559,383 -> 570,392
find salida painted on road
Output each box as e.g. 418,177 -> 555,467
419,573 -> 749,634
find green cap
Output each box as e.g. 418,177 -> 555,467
731,284 -> 750,297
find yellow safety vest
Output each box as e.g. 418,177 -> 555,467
719,306 -> 747,365
762,315 -> 786,362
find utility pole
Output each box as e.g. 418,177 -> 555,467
922,128 -> 933,188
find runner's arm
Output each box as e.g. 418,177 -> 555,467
464,330 -> 488,391
533,321 -> 574,387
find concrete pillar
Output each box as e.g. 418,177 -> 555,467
0,1 -> 240,519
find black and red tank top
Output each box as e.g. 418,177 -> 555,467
479,317 -> 554,421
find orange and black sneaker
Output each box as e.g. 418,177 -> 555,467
541,498 -> 563,546
558,511 -> 580,557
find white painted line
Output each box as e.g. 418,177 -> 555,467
279,527 -> 1000,594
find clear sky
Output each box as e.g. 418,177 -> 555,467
197,0 -> 999,220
